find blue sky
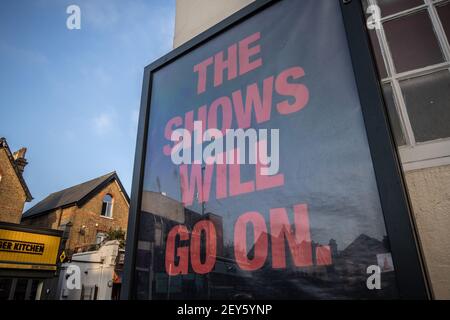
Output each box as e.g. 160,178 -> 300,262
0,0 -> 175,209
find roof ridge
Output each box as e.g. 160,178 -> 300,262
46,171 -> 116,196
22,171 -> 120,219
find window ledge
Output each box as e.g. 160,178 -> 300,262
399,138 -> 450,171
100,215 -> 114,220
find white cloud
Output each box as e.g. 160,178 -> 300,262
93,112 -> 114,135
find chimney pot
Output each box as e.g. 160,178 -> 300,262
13,147 -> 28,175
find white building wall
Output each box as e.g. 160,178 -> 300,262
59,241 -> 119,300
173,0 -> 254,48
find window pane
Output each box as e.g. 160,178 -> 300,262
384,10 -> 444,73
377,0 -> 424,17
30,280 -> 39,300
106,203 -> 112,217
382,83 -> 406,146
369,30 -> 388,79
0,279 -> 12,300
400,70 -> 450,143
437,3 -> 450,42
13,279 -> 28,300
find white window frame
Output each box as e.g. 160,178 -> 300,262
368,0 -> 450,171
101,194 -> 114,218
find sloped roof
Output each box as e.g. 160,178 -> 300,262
341,234 -> 385,257
0,137 -> 32,202
22,171 -> 129,219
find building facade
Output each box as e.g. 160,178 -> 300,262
0,138 -> 32,224
0,138 -> 65,301
172,0 -> 450,299
21,172 -> 130,255
0,222 -> 63,300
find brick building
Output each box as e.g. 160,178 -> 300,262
21,172 -> 130,254
0,138 -> 33,224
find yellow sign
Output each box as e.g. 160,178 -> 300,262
0,227 -> 61,270
0,263 -> 56,271
59,250 -> 66,263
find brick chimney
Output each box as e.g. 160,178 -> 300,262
13,147 -> 28,175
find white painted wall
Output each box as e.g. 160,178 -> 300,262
404,166 -> 450,299
174,0 -> 254,48
59,241 -> 120,300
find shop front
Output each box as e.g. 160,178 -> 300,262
0,222 -> 62,300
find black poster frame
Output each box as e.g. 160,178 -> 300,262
122,0 -> 431,300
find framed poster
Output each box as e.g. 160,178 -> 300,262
122,0 -> 430,299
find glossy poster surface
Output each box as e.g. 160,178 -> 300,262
134,0 -> 400,299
